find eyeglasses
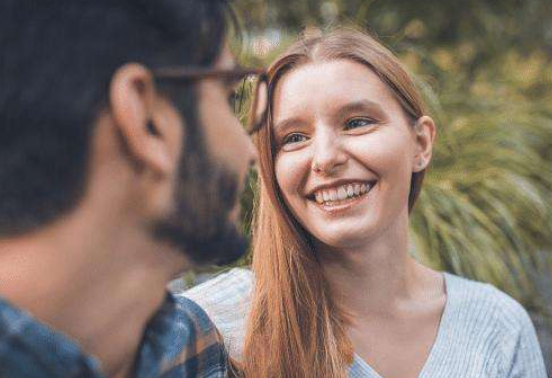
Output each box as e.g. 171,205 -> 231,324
152,66 -> 269,135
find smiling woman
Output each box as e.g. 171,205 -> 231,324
270,58 -> 434,250
184,27 -> 547,378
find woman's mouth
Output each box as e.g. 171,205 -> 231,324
308,181 -> 376,210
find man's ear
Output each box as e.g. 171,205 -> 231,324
413,115 -> 437,172
109,63 -> 172,175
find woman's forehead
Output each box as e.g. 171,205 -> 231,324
272,59 -> 399,121
274,59 -> 392,107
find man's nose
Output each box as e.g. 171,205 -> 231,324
311,130 -> 347,176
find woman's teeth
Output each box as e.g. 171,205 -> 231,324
313,183 -> 371,205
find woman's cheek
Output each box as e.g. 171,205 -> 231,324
349,130 -> 413,171
275,152 -> 305,202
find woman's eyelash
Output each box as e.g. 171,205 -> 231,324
345,117 -> 376,129
282,133 -> 307,145
279,118 -> 376,147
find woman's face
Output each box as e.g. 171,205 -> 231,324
272,59 -> 430,249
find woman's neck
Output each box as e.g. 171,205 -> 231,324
318,215 -> 439,319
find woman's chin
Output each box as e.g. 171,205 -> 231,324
311,224 -> 380,252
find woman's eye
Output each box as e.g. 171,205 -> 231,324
345,117 -> 375,130
282,133 -> 307,145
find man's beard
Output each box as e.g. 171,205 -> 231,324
153,153 -> 249,266
151,91 -> 249,266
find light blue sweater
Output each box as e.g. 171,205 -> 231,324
182,268 -> 548,377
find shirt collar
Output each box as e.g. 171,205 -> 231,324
0,292 -> 224,378
0,295 -> 105,378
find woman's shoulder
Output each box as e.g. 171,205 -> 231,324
184,268 -> 254,302
178,268 -> 254,359
444,272 -> 546,374
444,272 -> 533,329
183,267 -> 254,319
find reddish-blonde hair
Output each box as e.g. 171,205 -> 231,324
242,27 -> 429,378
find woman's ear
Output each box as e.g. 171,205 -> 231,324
109,63 -> 173,175
413,115 -> 437,172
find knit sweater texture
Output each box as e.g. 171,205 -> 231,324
183,268 -> 547,378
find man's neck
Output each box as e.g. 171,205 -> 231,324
0,207 -> 188,378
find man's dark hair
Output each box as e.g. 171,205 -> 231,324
0,0 -> 234,235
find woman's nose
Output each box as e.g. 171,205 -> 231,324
311,131 -> 347,176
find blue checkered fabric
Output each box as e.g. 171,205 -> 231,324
0,293 -> 228,378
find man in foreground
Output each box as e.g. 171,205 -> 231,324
0,0 -> 257,377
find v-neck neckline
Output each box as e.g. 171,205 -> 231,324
350,272 -> 455,378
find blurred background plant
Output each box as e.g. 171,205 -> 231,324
174,0 -> 552,368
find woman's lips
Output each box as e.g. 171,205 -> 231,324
309,182 -> 375,214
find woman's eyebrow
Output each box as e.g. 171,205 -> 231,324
273,116 -> 307,133
335,100 -> 386,119
273,100 -> 385,132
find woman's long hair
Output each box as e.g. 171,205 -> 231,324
242,27 -> 429,378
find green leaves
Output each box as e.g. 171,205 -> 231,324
409,50 -> 552,312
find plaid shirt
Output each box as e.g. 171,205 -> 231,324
0,293 -> 228,378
